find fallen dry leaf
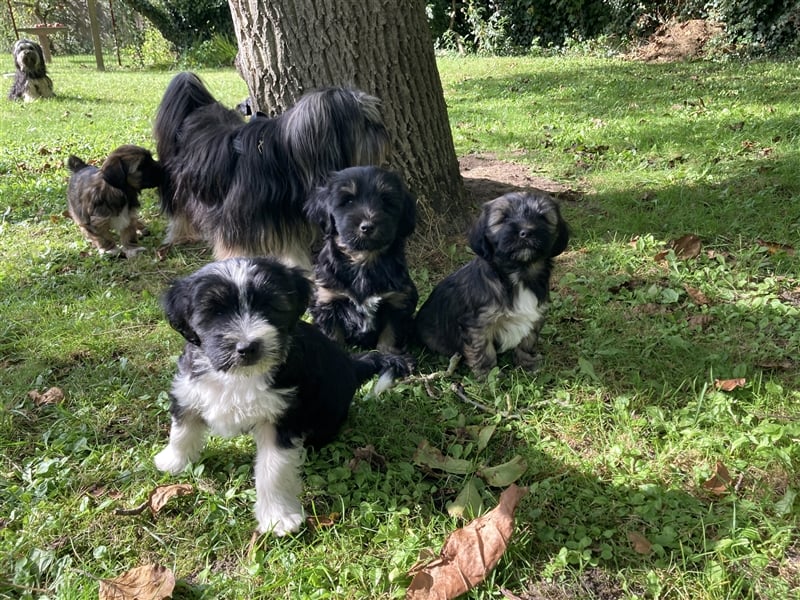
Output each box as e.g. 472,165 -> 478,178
670,234 -> 702,260
99,564 -> 175,600
413,439 -> 473,475
406,484 -> 528,600
348,444 -> 386,470
148,483 -> 194,514
715,378 -> 746,392
27,387 -> 65,406
627,531 -> 652,555
306,512 -> 340,532
686,314 -> 714,330
683,285 -> 710,305
702,461 -> 732,495
757,239 -> 795,256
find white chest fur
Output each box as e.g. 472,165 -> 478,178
492,286 -> 545,353
172,370 -> 292,438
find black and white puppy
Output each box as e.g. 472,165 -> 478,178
8,39 -> 54,102
305,166 -> 418,353
66,145 -> 164,257
154,72 -> 389,270
154,257 -> 412,536
415,191 -> 569,376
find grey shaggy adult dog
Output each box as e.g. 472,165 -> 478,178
66,145 -> 164,257
8,39 -> 54,102
415,191 -> 569,376
153,72 -> 389,270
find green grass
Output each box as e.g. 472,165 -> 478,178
1,55 -> 799,599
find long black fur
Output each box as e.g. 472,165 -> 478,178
8,39 -> 54,101
415,191 -> 569,375
153,72 -> 389,268
305,166 -> 418,352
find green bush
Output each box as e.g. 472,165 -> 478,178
181,33 -> 238,68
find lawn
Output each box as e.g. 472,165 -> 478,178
1,54 -> 799,599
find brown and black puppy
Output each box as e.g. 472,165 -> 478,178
304,166 -> 418,353
67,145 -> 163,257
415,191 -> 569,375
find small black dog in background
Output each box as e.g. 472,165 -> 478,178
305,166 -> 418,353
66,145 -> 163,258
415,191 -> 569,375
8,39 -> 54,102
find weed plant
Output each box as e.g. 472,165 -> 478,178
1,56 -> 798,599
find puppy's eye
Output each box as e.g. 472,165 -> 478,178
339,193 -> 355,206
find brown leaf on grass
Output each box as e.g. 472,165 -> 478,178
702,461 -> 733,495
27,387 -> 65,406
670,234 -> 702,259
714,378 -> 746,392
115,484 -> 194,517
406,484 -> 528,600
683,285 -> 710,305
687,314 -> 714,330
348,444 -> 386,470
627,531 -> 652,555
148,483 -> 194,514
757,239 -> 795,256
306,512 -> 340,532
99,564 -> 175,600
413,439 -> 473,475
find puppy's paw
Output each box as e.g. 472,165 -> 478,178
123,246 -> 146,259
256,504 -> 305,536
514,348 -> 543,372
154,446 -> 190,474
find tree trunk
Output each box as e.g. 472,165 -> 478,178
227,0 -> 470,240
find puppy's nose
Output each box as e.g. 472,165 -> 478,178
519,228 -> 533,239
236,340 -> 260,357
359,221 -> 375,235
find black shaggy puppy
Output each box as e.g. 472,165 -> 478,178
66,145 -> 163,257
154,257 -> 412,536
153,72 -> 389,269
8,39 -> 54,102
305,166 -> 418,353
415,191 -> 569,375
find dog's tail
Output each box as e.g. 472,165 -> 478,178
350,351 -> 415,396
153,72 -> 219,215
66,155 -> 88,173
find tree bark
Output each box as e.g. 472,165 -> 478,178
228,0 -> 470,239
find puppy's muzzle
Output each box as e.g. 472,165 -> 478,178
236,339 -> 262,365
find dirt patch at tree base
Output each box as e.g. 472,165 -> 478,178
628,19 -> 726,62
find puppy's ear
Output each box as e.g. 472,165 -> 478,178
162,277 -> 201,346
549,205 -> 570,258
101,155 -> 129,190
467,205 -> 494,260
304,185 -> 335,235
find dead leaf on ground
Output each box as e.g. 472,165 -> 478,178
684,285 -> 710,305
99,564 -> 175,600
149,483 -> 194,514
627,531 -> 653,555
757,239 -> 795,256
715,378 -> 746,392
670,234 -> 702,259
115,483 -> 194,517
27,387 -> 65,406
406,484 -> 528,599
413,439 -> 473,475
687,314 -> 714,330
702,461 -> 732,495
348,444 -> 386,470
306,512 -> 340,532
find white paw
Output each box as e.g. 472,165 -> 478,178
123,246 -> 146,259
154,446 -> 189,474
255,503 -> 305,536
